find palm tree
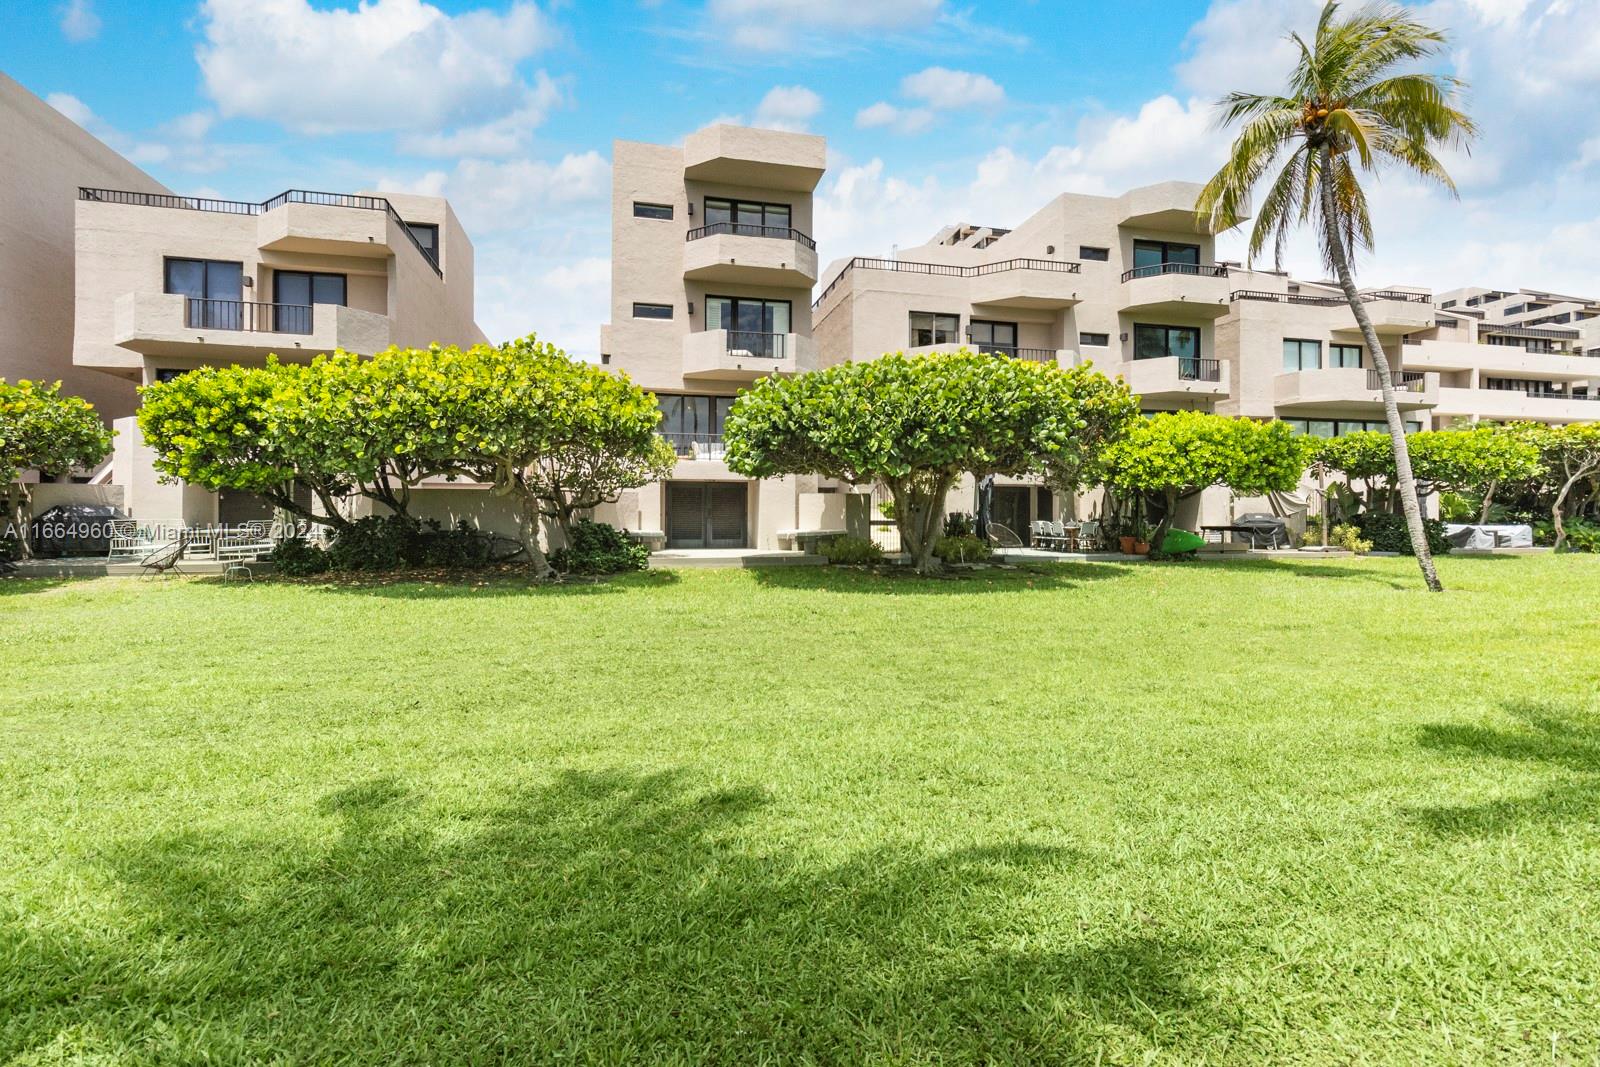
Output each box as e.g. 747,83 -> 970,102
1197,1 -> 1475,592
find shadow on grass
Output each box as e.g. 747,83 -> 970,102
225,568 -> 685,600
1412,700 -> 1600,835
749,561 -> 1136,594
0,577 -> 70,596
2,769 -> 1228,1062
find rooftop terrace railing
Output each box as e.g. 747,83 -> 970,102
686,221 -> 817,250
815,255 -> 1081,308
79,186 -> 442,277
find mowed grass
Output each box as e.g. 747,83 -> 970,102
2,556 -> 1598,1064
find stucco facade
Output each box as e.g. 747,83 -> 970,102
74,184 -> 486,526
595,124 -> 835,550
0,72 -> 169,423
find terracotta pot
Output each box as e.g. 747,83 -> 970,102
1134,540 -> 1150,555
1118,535 -> 1136,554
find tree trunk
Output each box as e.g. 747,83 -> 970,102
889,476 -> 950,575
3,482 -> 31,561
1148,487 -> 1180,557
515,494 -> 552,576
1319,145 -> 1442,591
1478,479 -> 1498,524
1552,474 -> 1579,552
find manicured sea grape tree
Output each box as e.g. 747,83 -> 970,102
723,349 -> 1138,573
0,379 -> 114,560
1103,412 -> 1314,555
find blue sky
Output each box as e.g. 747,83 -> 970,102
6,0 -> 1600,353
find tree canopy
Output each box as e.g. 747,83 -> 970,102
724,350 -> 1138,572
0,379 -> 115,559
1104,412 -> 1314,553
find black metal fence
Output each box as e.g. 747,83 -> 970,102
686,222 -> 817,249
726,331 -> 786,358
185,298 -> 313,335
1120,262 -> 1229,282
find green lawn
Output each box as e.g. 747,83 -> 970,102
2,556 -> 1598,1064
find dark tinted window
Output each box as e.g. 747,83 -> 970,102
634,303 -> 674,320
633,202 -> 673,220
1079,332 -> 1110,347
1078,246 -> 1110,261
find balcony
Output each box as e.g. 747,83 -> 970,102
682,329 -> 818,382
905,341 -> 1070,365
112,292 -> 392,359
1119,262 -> 1231,318
1274,366 -> 1438,413
683,222 -> 818,286
683,125 -> 827,192
1359,290 -> 1435,335
1437,386 -> 1600,424
1122,356 -> 1229,400
966,258 -> 1083,309
1402,339 -> 1599,380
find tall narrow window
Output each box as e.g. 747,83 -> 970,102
909,311 -> 959,347
1282,338 -> 1323,371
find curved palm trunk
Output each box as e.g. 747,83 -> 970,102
4,482 -> 32,561
1318,146 -> 1442,592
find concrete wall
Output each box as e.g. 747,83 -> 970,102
0,72 -> 168,420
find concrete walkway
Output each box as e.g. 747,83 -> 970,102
647,548 -> 825,569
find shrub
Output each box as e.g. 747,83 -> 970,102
1354,512 -> 1450,555
548,520 -> 649,575
270,537 -> 330,576
1558,518 -> 1600,553
932,534 -> 992,564
414,520 -> 496,569
326,515 -> 414,572
1331,523 -> 1373,555
817,535 -> 883,565
943,512 -> 975,538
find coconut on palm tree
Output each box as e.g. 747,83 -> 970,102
1197,1 -> 1475,592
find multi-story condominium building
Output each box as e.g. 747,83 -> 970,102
1,72 -> 166,423
74,185 -> 485,526
597,124 -> 832,549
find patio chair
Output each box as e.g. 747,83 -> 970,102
986,522 -> 1023,549
108,520 -> 155,559
1075,521 -> 1102,552
1030,520 -> 1054,549
1047,520 -> 1068,551
140,531 -> 190,578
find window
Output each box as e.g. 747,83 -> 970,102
1078,245 -> 1110,261
909,311 -> 959,347
704,197 -> 791,235
1079,331 -> 1110,347
633,202 -> 673,220
154,368 -> 188,383
968,319 -> 1017,355
600,353 -> 611,365
404,222 -> 439,261
1503,303 -> 1525,315
1283,417 -> 1423,436
708,296 -> 790,357
1134,324 -> 1200,361
1329,343 -> 1363,368
1440,299 -> 1456,309
658,394 -> 736,446
275,271 -> 347,307
166,258 -> 244,329
1283,338 -> 1322,371
633,302 -> 674,320
1132,239 -> 1200,272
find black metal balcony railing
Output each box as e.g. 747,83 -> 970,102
1177,356 -> 1222,382
966,340 -> 1057,363
1362,289 -> 1433,304
660,431 -> 725,458
814,255 -> 1082,307
184,298 -> 313,335
726,330 -> 787,359
1368,369 -> 1428,392
1120,262 -> 1229,282
79,186 -> 442,277
1230,288 -> 1435,307
686,222 -> 817,250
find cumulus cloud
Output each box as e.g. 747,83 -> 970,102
752,85 -> 823,132
47,93 -> 250,175
856,65 -> 1005,136
901,66 -> 1005,108
58,0 -> 101,42
196,0 -> 556,136
397,72 -> 565,157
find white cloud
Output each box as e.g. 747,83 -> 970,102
752,85 -> 822,132
46,92 -> 94,126
58,0 -> 101,42
196,0 -> 556,136
705,0 -> 942,51
854,101 -> 933,134
900,66 -> 1004,109
397,72 -> 565,157
47,94 -> 247,175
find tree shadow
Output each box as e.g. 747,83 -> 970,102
1411,700 -> 1600,835
0,577 -> 70,596
749,561 -> 1136,595
254,568 -> 684,600
3,769 -> 1227,1062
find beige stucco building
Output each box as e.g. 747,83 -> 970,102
595,124 -> 848,550
74,184 -> 484,526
